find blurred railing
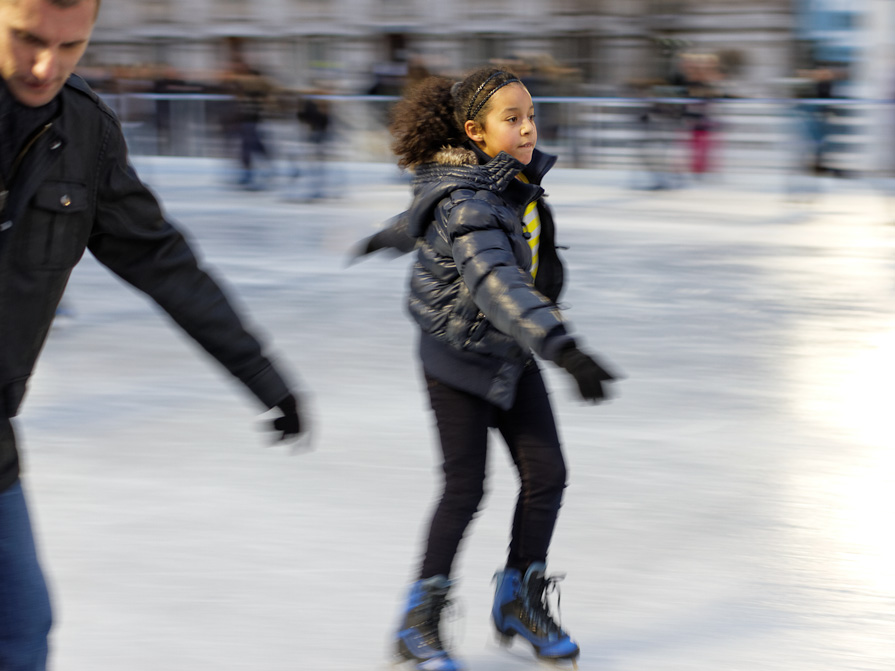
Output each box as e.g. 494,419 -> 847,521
101,92 -> 892,176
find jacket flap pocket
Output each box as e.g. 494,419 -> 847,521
32,182 -> 88,214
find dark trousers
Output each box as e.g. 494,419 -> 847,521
238,121 -> 268,171
420,361 -> 567,579
0,477 -> 52,671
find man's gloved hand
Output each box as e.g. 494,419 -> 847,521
271,393 -> 302,440
557,344 -> 617,403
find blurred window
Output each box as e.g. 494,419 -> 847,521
218,0 -> 249,21
143,0 -> 172,23
379,0 -> 416,19
824,11 -> 856,30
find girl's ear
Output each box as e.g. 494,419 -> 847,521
464,119 -> 483,143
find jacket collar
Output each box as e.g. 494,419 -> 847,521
0,77 -> 65,173
0,82 -> 66,228
523,148 -> 557,185
405,144 -> 552,238
466,141 -> 557,186
412,144 -> 523,194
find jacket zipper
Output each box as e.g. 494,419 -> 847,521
0,122 -> 54,214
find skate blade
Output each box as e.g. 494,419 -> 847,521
499,651 -> 579,670
494,633 -> 579,669
537,657 -> 579,670
391,652 -> 464,671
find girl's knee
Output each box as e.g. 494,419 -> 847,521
443,480 -> 486,511
542,456 -> 568,490
523,458 -> 567,499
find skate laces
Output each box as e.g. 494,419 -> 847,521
420,585 -> 463,652
525,572 -> 566,636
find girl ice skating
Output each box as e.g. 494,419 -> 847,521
356,65 -> 619,670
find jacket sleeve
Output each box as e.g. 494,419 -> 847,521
447,196 -> 573,362
86,117 -> 292,409
358,211 -> 418,256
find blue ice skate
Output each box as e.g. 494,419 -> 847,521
492,563 -> 580,665
395,575 -> 464,671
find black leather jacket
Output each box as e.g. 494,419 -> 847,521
374,145 -> 574,409
0,75 -> 292,491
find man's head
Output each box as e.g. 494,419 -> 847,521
0,0 -> 98,107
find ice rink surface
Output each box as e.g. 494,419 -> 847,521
17,158 -> 895,670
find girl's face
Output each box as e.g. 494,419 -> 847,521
465,82 -> 537,165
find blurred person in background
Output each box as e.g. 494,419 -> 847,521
0,0 -> 305,668
674,52 -> 724,176
295,87 -> 333,199
152,64 -> 205,156
355,66 -> 619,671
630,77 -> 685,191
795,64 -> 842,177
220,45 -> 277,190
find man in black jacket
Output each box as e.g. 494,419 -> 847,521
0,1 -> 304,668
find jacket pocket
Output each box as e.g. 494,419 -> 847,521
17,181 -> 90,270
463,311 -> 488,347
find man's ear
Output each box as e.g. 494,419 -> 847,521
464,119 -> 483,143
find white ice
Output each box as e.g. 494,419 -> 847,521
18,158 -> 895,670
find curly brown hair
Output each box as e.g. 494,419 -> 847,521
389,66 -> 521,170
389,76 -> 459,170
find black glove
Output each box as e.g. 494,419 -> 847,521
347,234 -> 384,266
359,233 -> 386,257
348,216 -> 417,266
271,393 -> 302,440
557,345 -> 616,402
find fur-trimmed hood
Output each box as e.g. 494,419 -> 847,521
412,146 -> 524,194
431,145 -> 478,166
426,143 -> 557,178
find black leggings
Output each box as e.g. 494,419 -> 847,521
420,361 -> 567,579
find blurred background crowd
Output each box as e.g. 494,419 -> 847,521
74,0 -> 895,187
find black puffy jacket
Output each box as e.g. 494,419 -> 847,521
0,75 -> 292,491
376,145 -> 575,409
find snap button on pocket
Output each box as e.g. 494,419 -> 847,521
33,182 -> 87,213
22,181 -> 89,269
50,140 -> 62,150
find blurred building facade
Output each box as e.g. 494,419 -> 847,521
87,0 -> 799,96
83,0 -> 895,173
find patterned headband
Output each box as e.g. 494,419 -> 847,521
465,72 -> 522,121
